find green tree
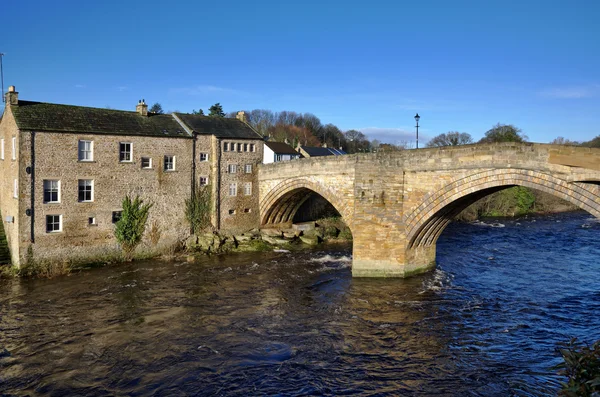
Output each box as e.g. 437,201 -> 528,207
208,103 -> 225,117
114,196 -> 153,261
556,338 -> 600,396
185,186 -> 212,234
427,131 -> 473,147
192,109 -> 205,116
479,123 -> 528,143
149,103 -> 164,114
581,135 -> 600,148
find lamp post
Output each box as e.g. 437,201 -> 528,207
414,113 -> 420,149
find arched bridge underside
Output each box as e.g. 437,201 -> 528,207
259,143 -> 600,278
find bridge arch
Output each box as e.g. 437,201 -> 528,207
260,178 -> 354,228
405,169 -> 600,249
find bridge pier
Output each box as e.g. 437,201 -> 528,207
351,236 -> 437,278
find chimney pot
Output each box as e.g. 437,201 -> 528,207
136,99 -> 148,116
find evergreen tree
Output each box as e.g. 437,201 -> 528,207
149,103 -> 164,114
208,103 -> 225,117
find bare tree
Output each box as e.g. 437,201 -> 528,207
426,131 -> 473,147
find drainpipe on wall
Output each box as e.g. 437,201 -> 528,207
29,130 -> 35,243
191,132 -> 197,235
216,139 -> 222,230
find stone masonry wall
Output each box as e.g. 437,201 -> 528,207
18,131 -> 193,265
0,106 -> 21,265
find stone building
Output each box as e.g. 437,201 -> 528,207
0,87 -> 263,267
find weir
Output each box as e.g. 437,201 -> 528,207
259,143 -> 600,277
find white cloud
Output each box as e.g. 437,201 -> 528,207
540,84 -> 600,99
359,127 -> 428,145
170,85 -> 246,96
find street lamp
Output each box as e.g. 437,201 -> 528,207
414,113 -> 420,149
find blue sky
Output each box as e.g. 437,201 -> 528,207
2,0 -> 599,145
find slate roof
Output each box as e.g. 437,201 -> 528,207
301,146 -> 347,157
174,113 -> 262,139
10,101 -> 188,137
264,141 -> 300,155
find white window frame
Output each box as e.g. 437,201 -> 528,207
1,138 -> 4,160
200,153 -> 209,162
119,142 -> 133,162
88,217 -> 97,226
244,182 -> 252,196
12,137 -> 16,160
199,176 -> 209,186
46,215 -> 62,233
13,179 -> 18,198
224,142 -> 229,152
164,155 -> 175,171
229,183 -> 237,196
228,164 -> 237,173
243,143 -> 248,152
78,179 -> 94,202
245,164 -> 252,173
141,157 -> 152,169
237,143 -> 242,152
43,180 -> 61,203
78,140 -> 93,161
250,144 -> 256,152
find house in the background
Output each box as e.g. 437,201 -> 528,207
297,144 -> 347,158
263,141 -> 302,164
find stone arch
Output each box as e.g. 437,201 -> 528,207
405,169 -> 600,249
261,178 -> 354,228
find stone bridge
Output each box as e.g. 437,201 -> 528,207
258,143 -> 600,278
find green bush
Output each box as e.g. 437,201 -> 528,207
556,338 -> 600,396
185,186 -> 212,234
114,195 -> 153,261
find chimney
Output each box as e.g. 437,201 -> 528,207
236,111 -> 247,123
136,99 -> 148,116
5,86 -> 18,106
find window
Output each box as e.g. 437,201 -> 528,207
237,143 -> 242,152
244,208 -> 251,213
244,182 -> 252,196
88,217 -> 97,225
119,142 -> 132,162
78,179 -> 94,202
245,164 -> 252,173
224,142 -> 229,152
112,211 -> 122,223
228,209 -> 236,215
1,139 -> 4,160
229,183 -> 237,196
275,154 -> 282,162
243,143 -> 248,152
46,215 -> 61,233
141,157 -> 152,169
228,164 -> 237,173
78,140 -> 93,161
43,180 -> 60,203
200,153 -> 208,162
13,179 -> 18,198
199,176 -> 208,186
12,137 -> 16,160
164,155 -> 175,171
250,144 -> 256,152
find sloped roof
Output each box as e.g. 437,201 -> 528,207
10,101 -> 188,137
174,113 -> 262,139
301,146 -> 347,157
264,141 -> 299,155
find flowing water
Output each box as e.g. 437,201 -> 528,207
0,211 -> 599,396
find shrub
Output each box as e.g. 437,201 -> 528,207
556,338 -> 600,396
114,195 -> 153,261
185,186 -> 212,234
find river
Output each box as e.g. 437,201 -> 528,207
1,211 -> 599,396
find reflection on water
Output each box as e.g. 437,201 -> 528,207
0,211 -> 599,396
